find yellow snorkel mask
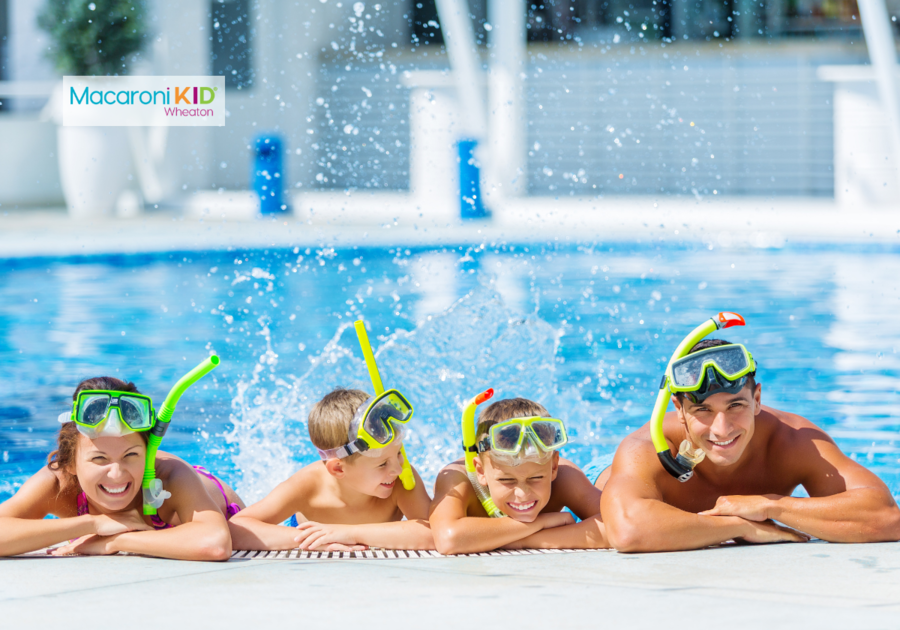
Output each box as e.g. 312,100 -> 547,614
650,311 -> 748,482
322,320 -> 416,490
461,387 -> 505,517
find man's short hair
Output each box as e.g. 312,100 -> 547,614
674,338 -> 757,402
308,387 -> 370,461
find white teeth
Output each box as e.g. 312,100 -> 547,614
101,484 -> 128,494
711,437 -> 736,446
508,501 -> 537,511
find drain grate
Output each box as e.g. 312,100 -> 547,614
229,548 -> 607,560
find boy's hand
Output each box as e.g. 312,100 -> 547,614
293,521 -> 368,551
536,511 -> 575,530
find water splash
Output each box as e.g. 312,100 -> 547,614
226,282 -> 608,502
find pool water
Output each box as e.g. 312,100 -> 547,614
1,242 -> 899,503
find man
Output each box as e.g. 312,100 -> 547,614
597,338 -> 900,552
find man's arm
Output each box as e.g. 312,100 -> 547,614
702,426 -> 900,542
601,437 -> 807,552
428,467 -> 571,555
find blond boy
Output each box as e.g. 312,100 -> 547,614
230,388 -> 434,551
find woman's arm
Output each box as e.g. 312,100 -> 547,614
0,468 -> 149,557
53,462 -> 231,561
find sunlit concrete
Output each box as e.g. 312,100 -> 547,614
2,542 -> 899,629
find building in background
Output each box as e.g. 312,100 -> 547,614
0,0 -> 895,208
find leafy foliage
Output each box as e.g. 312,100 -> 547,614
37,0 -> 147,76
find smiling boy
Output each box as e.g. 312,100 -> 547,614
597,338 -> 900,552
229,388 -> 434,551
429,396 -> 607,555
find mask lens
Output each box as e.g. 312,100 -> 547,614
79,395 -> 111,426
671,346 -> 750,389
362,394 -> 411,445
714,347 -> 749,377
118,396 -> 152,430
491,423 -> 524,453
530,420 -> 566,449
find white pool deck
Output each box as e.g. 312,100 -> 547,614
2,541 -> 899,628
2,193 -> 900,257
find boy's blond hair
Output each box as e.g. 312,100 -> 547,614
475,398 -> 550,445
308,388 -> 370,462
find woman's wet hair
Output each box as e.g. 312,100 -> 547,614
47,376 -> 146,493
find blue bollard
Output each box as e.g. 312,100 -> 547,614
252,134 -> 289,215
458,139 -> 490,220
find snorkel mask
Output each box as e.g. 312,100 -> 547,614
318,320 -> 416,490
651,312 -> 754,482
58,356 -> 220,515
460,389 -> 568,518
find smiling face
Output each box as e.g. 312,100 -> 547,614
474,452 -> 559,522
70,432 -> 146,512
673,382 -> 762,467
330,440 -> 404,499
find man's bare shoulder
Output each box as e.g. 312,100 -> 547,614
761,405 -> 835,450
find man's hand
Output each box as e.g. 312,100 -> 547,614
699,494 -> 783,522
51,534 -> 120,556
293,521 -> 368,551
535,511 -> 575,530
91,510 -> 154,536
733,518 -> 810,544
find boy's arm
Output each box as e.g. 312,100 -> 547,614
428,467 -> 571,555
550,459 -> 603,519
294,519 -> 435,550
701,427 -> 900,542
503,514 -> 607,549
228,473 -> 311,551
602,438 -> 808,552
395,465 -> 432,520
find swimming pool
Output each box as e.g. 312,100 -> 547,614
1,241 -> 899,502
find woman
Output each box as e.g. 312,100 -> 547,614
0,376 -> 244,560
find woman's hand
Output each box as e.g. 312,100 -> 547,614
51,534 -> 120,556
91,510 -> 154,537
293,521 -> 367,551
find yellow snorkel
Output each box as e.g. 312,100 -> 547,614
651,311 -> 745,481
461,387 -> 506,518
354,320 -> 416,491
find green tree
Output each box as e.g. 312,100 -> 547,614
37,0 -> 147,76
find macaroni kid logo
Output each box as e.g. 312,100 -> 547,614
63,76 -> 225,127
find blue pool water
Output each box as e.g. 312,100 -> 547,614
1,241 -> 899,502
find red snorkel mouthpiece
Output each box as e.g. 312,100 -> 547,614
475,388 -> 494,405
716,312 -> 745,329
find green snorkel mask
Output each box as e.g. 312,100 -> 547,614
59,355 -> 221,514
352,320 -> 416,491
142,356 -> 220,514
651,312 -> 751,482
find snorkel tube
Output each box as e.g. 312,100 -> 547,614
461,388 -> 505,518
353,320 -> 416,491
142,355 -> 220,515
651,312 -> 745,482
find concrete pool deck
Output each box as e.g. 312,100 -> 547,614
2,193 -> 900,258
2,541 -> 899,629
